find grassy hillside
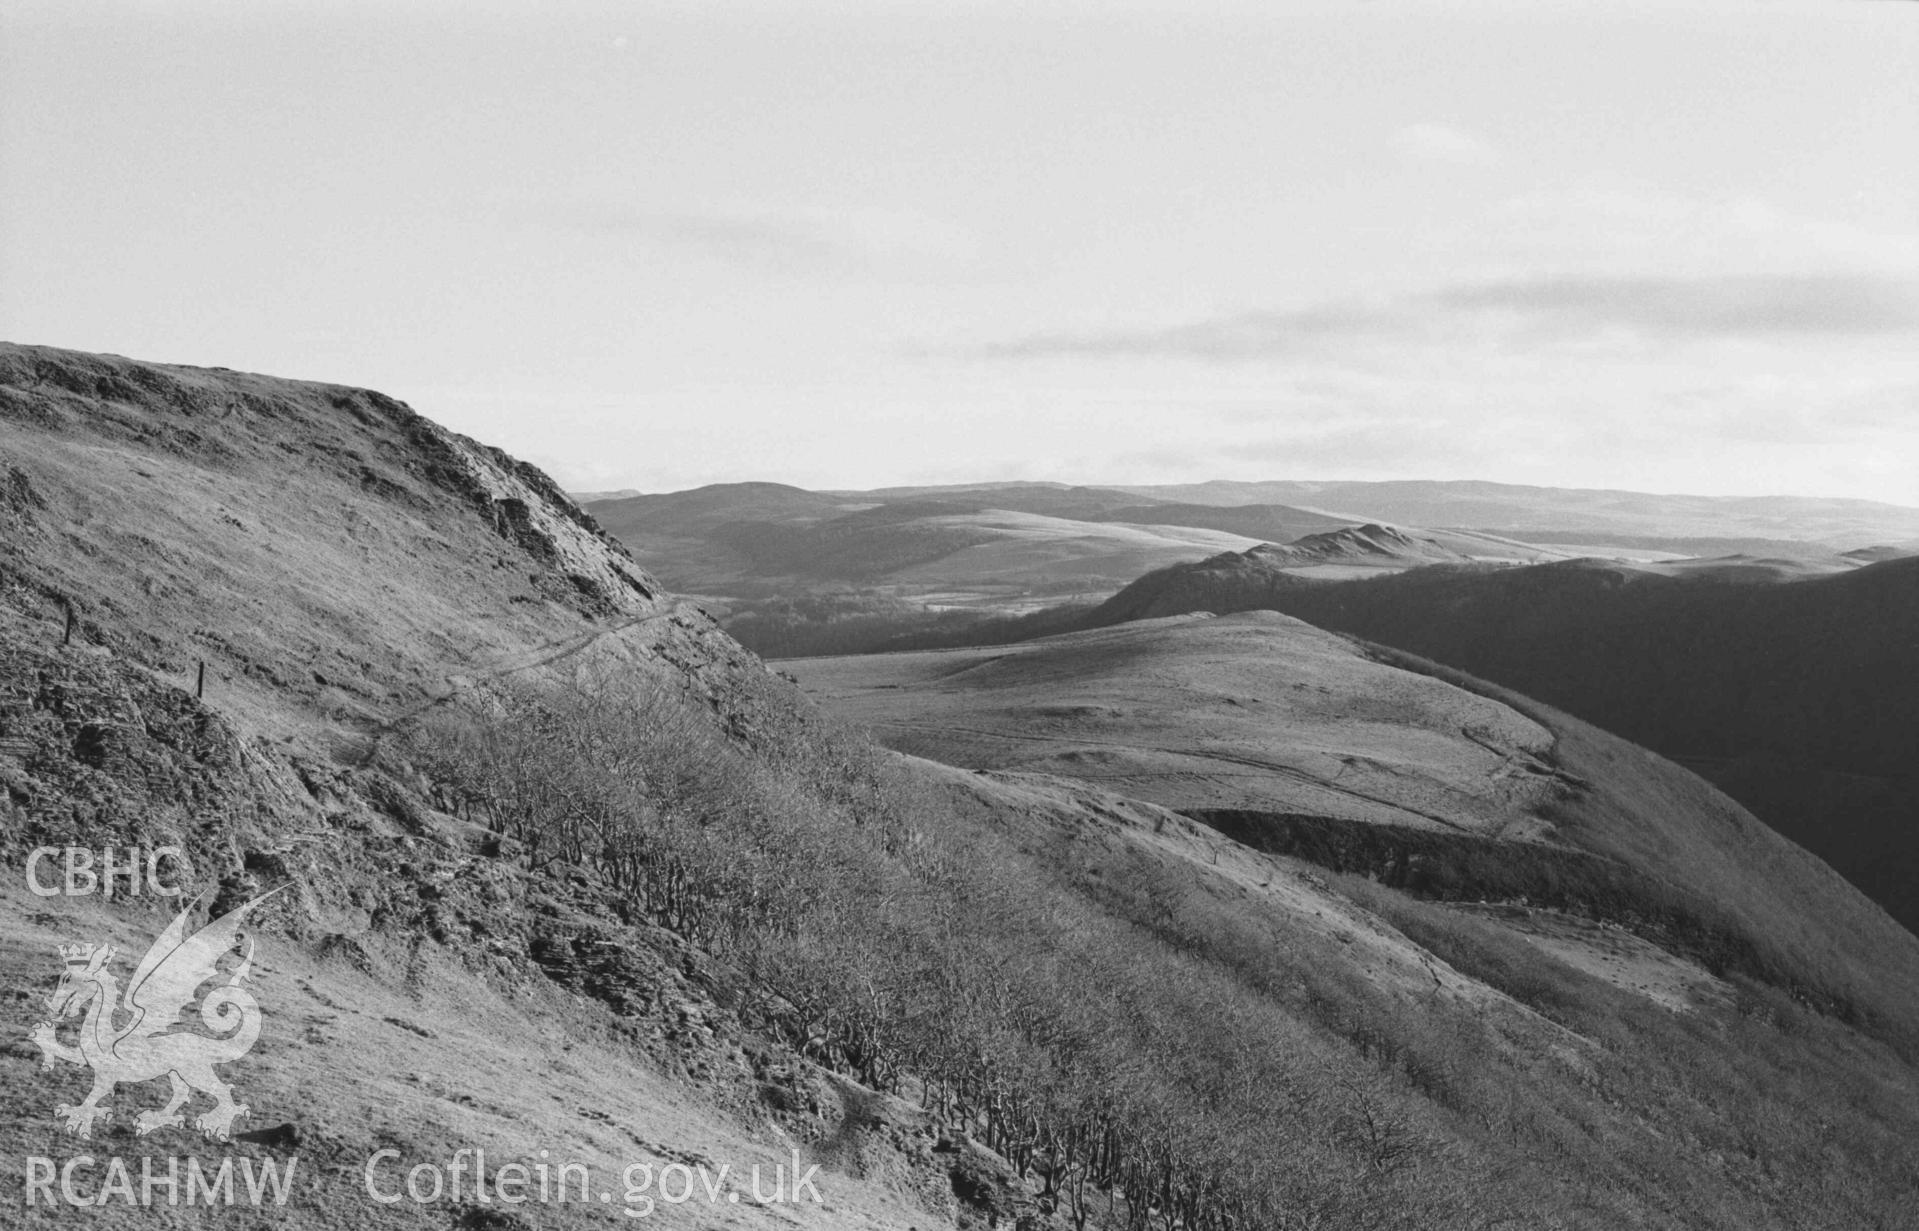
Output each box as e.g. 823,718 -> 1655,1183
585,485 -> 1262,606
792,612 -> 1565,832
789,613 -> 1919,1034
817,482 -> 1163,522
1076,552 -> 1919,936
787,614 -> 1919,1226
1084,500 -> 1350,540
6,344 -> 1919,1227
0,344 -> 959,1229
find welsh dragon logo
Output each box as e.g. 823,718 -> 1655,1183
25,889 -> 281,1141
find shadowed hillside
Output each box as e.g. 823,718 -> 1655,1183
790,612 -> 1919,1031
1081,551 -> 1919,935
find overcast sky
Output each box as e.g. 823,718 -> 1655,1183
4,1 -> 1916,503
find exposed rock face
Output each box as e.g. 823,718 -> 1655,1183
0,642 -> 247,846
0,343 -> 774,749
0,343 -> 955,1231
1,461 -> 45,517
0,342 -> 803,937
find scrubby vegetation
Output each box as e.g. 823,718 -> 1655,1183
1189,807 -> 1901,1040
403,670 -> 1919,1229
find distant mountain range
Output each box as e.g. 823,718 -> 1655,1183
590,473 -> 1919,935
586,481 -> 1292,603
581,478 -> 1919,604
1108,479 -> 1919,547
579,480 -> 1672,607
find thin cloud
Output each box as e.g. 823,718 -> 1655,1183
603,211 -> 842,267
1392,122 -> 1502,167
973,274 -> 1919,361
1486,187 -> 1919,272
548,205 -> 978,274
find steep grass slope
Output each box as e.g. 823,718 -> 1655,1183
793,612 -> 1565,833
789,613 -> 1919,1037
6,344 -> 1919,1228
0,343 -> 777,747
0,344 -> 966,1229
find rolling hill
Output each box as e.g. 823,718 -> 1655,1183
1112,478 -> 1919,546
581,476 -> 1912,657
793,611 -> 1575,833
1084,500 -> 1349,541
816,481 -> 1169,522
584,483 -> 1266,604
580,482 -> 1574,658
7,343 -> 1919,1227
789,611 -> 1919,1036
1079,550 -> 1919,935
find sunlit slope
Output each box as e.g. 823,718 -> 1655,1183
793,612 -> 1562,833
885,511 -> 1261,591
586,487 -> 1265,601
582,480 -> 1579,607
0,875 -> 938,1231
0,342 -> 762,745
790,611 -> 1919,1037
0,343 -> 960,1229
